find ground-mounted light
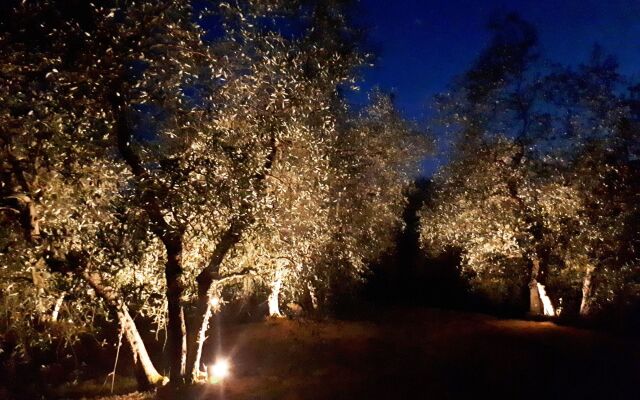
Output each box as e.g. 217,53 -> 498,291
208,357 -> 231,384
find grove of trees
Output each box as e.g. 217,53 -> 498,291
0,0 -> 430,392
420,13 -> 640,319
1,2 -> 639,398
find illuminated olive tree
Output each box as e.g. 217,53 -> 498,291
0,0 -> 177,386
317,92 -> 433,305
420,138 -> 583,313
0,0 -> 266,386
227,91 -> 432,318
184,1 -> 432,376
2,0 -> 431,389
542,49 -> 640,316
183,0 -> 373,379
419,14 -> 557,314
420,14 -> 640,316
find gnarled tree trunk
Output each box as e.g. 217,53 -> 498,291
536,282 -> 555,316
189,296 -> 214,381
187,229 -> 238,383
81,270 -> 164,387
119,307 -> 166,388
528,256 -> 556,316
113,94 -> 188,384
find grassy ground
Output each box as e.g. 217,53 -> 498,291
91,308 -> 639,399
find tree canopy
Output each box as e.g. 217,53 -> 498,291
0,0 -> 431,389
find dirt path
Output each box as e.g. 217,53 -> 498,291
190,308 -> 639,399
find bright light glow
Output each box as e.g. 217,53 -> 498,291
537,283 -> 556,317
209,296 -> 220,308
208,358 -> 230,383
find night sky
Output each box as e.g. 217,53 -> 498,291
351,0 -> 640,121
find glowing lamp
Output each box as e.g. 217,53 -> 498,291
208,358 -> 230,383
210,296 -> 221,308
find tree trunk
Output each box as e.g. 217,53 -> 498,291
529,256 -> 543,315
187,232 -> 234,382
536,282 -> 555,316
51,292 -> 65,322
119,306 -> 166,387
81,270 -> 164,388
187,294 -> 214,383
112,94 -> 188,385
187,269 -> 253,381
165,243 -> 187,384
268,269 -> 284,318
308,282 -> 319,311
579,265 -> 597,317
5,149 -> 40,242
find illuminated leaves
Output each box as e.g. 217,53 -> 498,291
0,0 -> 432,352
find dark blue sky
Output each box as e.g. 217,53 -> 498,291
351,0 -> 640,121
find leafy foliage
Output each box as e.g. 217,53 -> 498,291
0,0 -> 430,380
